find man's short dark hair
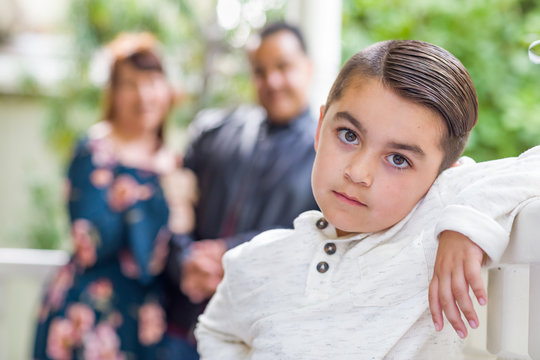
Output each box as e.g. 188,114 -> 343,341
260,22 -> 307,54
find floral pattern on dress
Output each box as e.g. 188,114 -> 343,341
72,219 -> 99,268
83,323 -> 125,360
34,135 -> 176,360
46,318 -> 75,360
138,302 -> 167,346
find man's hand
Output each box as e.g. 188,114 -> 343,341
181,239 -> 227,303
429,230 -> 487,338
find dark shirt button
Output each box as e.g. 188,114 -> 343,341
324,242 -> 336,255
316,218 -> 328,229
316,261 -> 329,273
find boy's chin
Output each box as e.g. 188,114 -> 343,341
333,222 -> 371,236
334,220 -> 396,236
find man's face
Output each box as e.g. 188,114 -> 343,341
311,78 -> 445,235
249,31 -> 312,124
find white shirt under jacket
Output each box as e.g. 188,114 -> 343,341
195,146 -> 540,360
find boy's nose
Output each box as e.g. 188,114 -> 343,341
345,152 -> 374,187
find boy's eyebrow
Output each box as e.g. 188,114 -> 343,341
388,142 -> 425,157
335,111 -> 366,135
335,111 -> 425,157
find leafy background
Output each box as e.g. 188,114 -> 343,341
4,0 -> 540,249
343,0 -> 540,160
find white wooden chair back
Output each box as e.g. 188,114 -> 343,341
483,200 -> 540,360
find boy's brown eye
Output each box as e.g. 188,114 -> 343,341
338,128 -> 359,144
393,155 -> 405,165
345,131 -> 356,142
387,154 -> 410,169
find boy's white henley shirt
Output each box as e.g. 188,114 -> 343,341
196,147 -> 540,359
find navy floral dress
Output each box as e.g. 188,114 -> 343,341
34,134 -> 174,360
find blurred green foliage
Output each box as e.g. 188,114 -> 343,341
25,182 -> 69,250
342,0 -> 540,160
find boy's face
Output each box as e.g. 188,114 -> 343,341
312,78 -> 445,236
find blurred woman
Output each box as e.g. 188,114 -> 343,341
33,32 -> 198,360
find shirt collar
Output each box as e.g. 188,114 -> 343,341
296,201 -> 421,245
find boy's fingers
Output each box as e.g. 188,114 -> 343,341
458,259 -> 485,329
443,302 -> 468,338
438,273 -> 468,338
454,297 -> 478,330
451,275 -> 478,330
428,276 -> 443,331
465,259 -> 487,306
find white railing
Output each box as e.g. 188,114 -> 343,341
0,248 -> 68,360
463,199 -> 540,360
487,200 -> 539,359
0,248 -> 69,278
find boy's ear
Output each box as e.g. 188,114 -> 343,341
315,105 -> 325,151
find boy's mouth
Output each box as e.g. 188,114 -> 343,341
333,191 -> 367,207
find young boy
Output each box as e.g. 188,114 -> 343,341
194,40 -> 540,359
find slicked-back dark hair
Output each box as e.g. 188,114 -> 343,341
260,21 -> 307,54
324,40 -> 478,172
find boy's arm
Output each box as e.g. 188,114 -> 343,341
194,251 -> 251,359
430,146 -> 540,338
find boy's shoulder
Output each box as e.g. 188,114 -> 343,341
221,227 -> 296,295
222,211 -> 324,300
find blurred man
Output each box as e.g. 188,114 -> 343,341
164,22 -> 318,355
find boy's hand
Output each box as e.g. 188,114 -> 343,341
429,230 -> 487,338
